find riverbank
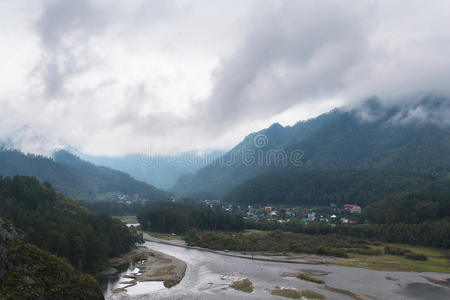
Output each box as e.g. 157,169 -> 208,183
142,232 -> 450,273
139,239 -> 450,300
107,245 -> 186,292
143,232 -> 343,265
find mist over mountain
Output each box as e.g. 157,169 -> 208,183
80,150 -> 225,190
0,149 -> 170,202
3,1 -> 450,298
172,95 -> 450,198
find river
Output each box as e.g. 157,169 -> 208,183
105,240 -> 450,300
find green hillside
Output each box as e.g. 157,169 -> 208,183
225,170 -> 450,207
0,149 -> 170,202
173,96 -> 450,198
0,175 -> 143,273
0,217 -> 104,300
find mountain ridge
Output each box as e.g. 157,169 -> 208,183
80,150 -> 225,190
172,95 -> 450,198
0,149 -> 170,202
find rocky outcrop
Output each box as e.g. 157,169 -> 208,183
0,217 -> 104,300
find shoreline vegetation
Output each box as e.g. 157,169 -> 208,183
132,193 -> 450,276
270,287 -> 326,299
105,246 -> 186,293
230,278 -> 253,293
142,231 -> 450,273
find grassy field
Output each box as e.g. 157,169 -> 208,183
143,231 -> 186,241
186,230 -> 450,273
336,242 -> 450,273
241,231 -> 450,273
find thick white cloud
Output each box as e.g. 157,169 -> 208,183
1,0 -> 450,155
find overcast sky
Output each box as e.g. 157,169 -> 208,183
1,0 -> 450,156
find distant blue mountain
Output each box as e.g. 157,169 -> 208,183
80,150 -> 225,190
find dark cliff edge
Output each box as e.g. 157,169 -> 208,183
0,217 -> 104,300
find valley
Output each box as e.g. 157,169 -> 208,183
2,2 -> 450,299
106,236 -> 450,300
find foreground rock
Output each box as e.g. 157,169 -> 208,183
0,217 -> 104,300
109,246 -> 186,290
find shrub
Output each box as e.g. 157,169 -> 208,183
347,248 -> 382,255
316,246 -> 349,258
405,253 -> 428,261
271,288 -> 326,299
230,279 -> 253,293
296,274 -> 325,284
384,246 -> 411,256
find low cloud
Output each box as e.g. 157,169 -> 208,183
1,0 -> 450,155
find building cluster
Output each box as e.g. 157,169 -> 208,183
204,199 -> 222,208
114,193 -> 149,204
225,203 -> 363,225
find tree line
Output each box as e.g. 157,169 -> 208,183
137,202 -> 244,233
0,175 -> 143,273
244,192 -> 450,248
225,170 -> 449,207
362,191 -> 450,224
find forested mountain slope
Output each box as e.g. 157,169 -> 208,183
0,176 -> 143,273
0,217 -> 104,300
225,170 -> 450,207
173,96 -> 450,198
0,149 -> 170,202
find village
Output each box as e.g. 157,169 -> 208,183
113,192 -> 150,204
112,194 -> 364,226
203,199 -> 363,225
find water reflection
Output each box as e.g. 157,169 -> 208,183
106,241 -> 450,300
126,281 -> 165,296
101,261 -> 166,298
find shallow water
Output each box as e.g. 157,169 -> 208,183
106,241 -> 450,300
102,261 -> 165,298
126,223 -> 140,228
126,281 -> 166,296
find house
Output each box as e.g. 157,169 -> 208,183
265,207 -> 272,213
344,204 -> 362,214
343,204 -> 354,210
350,205 -> 361,214
286,209 -> 296,217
